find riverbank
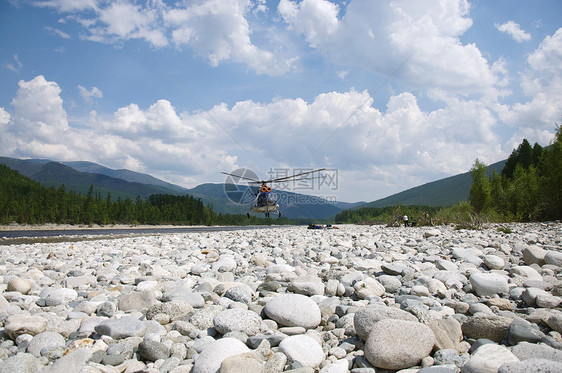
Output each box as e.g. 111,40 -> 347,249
0,223 -> 561,372
0,223 -> 210,231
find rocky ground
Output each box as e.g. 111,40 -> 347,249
0,222 -> 561,373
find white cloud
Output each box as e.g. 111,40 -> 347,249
5,54 -> 23,73
78,85 -> 103,102
502,28 -> 562,148
0,107 -> 10,129
278,0 -> 501,95
165,0 -> 294,75
495,21 -> 531,42
30,0 -> 294,75
2,74 -> 507,200
32,0 -> 99,12
2,75 -> 237,182
86,1 -> 168,47
11,75 -> 69,135
45,26 -> 71,39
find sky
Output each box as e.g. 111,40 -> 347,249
1,0 -> 561,203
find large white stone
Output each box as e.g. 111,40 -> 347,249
364,319 -> 435,370
264,294 -> 321,329
461,343 -> 519,373
4,314 -> 48,340
278,334 -> 324,368
469,272 -> 508,297
482,255 -> 505,270
45,288 -> 78,306
192,338 -> 250,373
213,308 -> 262,336
511,266 -> 543,281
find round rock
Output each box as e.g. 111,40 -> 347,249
469,272 -> 508,297
44,288 -> 78,306
213,308 -> 262,336
461,343 -> 519,373
4,314 -> 48,340
498,358 -> 562,373
146,301 -> 193,322
190,305 -> 226,330
264,294 -> 321,329
94,316 -> 146,340
461,315 -> 512,342
354,304 -> 418,340
278,334 -> 324,368
192,337 -> 250,373
0,353 -> 41,373
364,319 -> 435,370
220,352 -> 265,373
26,331 -> 66,357
7,277 -> 32,294
137,340 -> 171,362
482,255 -> 505,270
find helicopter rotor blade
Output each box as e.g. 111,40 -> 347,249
220,171 -> 261,183
264,168 -> 326,184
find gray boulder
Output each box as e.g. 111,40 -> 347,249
364,319 -> 435,370
264,294 -> 321,329
498,358 -> 562,373
192,338 -> 250,373
213,308 -> 262,336
469,272 -> 508,297
27,331 -> 66,357
461,315 -> 512,342
137,340 -> 171,362
94,316 -> 146,339
354,304 -> 418,340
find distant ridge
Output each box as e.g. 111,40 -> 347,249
0,157 -> 185,200
0,156 -> 507,219
358,159 -> 506,208
0,157 -> 352,219
63,161 -> 188,194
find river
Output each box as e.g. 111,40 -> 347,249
0,225 -> 286,245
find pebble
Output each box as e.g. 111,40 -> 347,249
354,304 -> 418,340
192,337 -> 250,373
4,315 -> 48,340
264,294 -> 321,329
278,335 -> 324,368
364,319 -> 435,370
461,343 -> 519,372
6,277 -> 32,294
0,223 -> 559,372
94,316 -> 147,339
213,308 -> 262,336
137,340 -> 170,362
461,315 -> 512,342
498,358 -> 562,373
221,352 -> 265,373
468,272 -> 509,296
26,331 -> 65,357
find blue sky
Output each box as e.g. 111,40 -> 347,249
1,0 -> 561,203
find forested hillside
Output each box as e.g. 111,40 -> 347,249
468,126 -> 562,221
0,165 -> 280,226
336,126 -> 562,225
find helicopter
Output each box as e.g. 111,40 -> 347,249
221,168 -> 326,218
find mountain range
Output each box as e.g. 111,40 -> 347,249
0,156 -> 506,219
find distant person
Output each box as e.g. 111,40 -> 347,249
403,214 -> 409,227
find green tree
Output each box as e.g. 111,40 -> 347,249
539,125 -> 562,219
469,159 -> 491,213
489,171 -> 507,214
